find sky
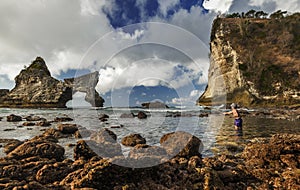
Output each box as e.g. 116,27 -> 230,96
0,0 -> 299,107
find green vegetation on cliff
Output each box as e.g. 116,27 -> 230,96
206,12 -> 300,106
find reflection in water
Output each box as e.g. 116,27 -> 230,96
211,116 -> 300,156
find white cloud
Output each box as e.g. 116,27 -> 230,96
97,58 -> 179,94
203,0 -> 234,13
172,89 -> 204,105
158,0 -> 180,16
190,89 -> 201,97
0,0 -> 111,81
117,29 -> 145,40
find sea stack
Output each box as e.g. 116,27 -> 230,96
0,57 -> 104,108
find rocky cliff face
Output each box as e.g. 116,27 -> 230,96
198,13 -> 300,107
0,57 -> 104,108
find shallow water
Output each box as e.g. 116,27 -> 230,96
0,107 -> 299,158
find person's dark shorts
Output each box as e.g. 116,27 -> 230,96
234,118 -> 243,128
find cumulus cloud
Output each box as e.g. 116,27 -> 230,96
78,20 -> 210,96
203,0 -> 234,14
0,0 -> 111,81
1,0 -> 298,106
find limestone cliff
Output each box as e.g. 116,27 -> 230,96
198,13 -> 300,107
0,57 -> 104,108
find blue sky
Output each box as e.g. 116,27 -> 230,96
0,0 -> 299,107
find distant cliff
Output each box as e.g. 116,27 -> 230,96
198,13 -> 300,107
0,57 -> 104,108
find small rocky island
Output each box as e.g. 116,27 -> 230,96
0,57 -> 104,108
141,101 -> 169,109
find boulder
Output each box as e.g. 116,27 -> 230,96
7,139 -> 65,161
199,113 -> 209,117
99,114 -> 109,122
22,122 -> 35,126
73,140 -> 98,161
74,128 -> 92,138
7,114 -> 22,122
36,120 -> 51,127
127,144 -> 168,167
137,111 -> 147,119
24,115 -> 43,121
120,113 -> 135,118
160,131 -> 203,158
53,116 -> 73,122
41,128 -> 68,139
121,134 -> 146,147
90,128 -> 117,144
57,123 -> 78,134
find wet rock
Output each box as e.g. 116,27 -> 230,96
74,129 -> 92,139
7,139 -> 65,161
81,134 -> 122,159
91,128 -> 117,144
7,114 -> 22,122
22,122 -> 35,126
20,181 -> 49,190
30,134 -> 59,144
242,134 -> 300,188
127,144 -> 168,167
60,159 -> 131,189
36,120 -> 51,127
24,115 -> 43,121
74,140 -> 98,161
121,134 -> 146,147
3,128 -> 15,131
57,123 -> 78,134
137,111 -> 147,119
53,116 -> 73,122
3,140 -> 23,154
160,131 -> 203,158
42,128 -> 68,139
188,155 -> 202,169
99,118 -> 108,122
36,161 -> 74,184
199,113 -> 209,117
99,114 -> 109,122
120,113 -> 135,118
0,117 -> 2,121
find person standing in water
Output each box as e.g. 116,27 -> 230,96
224,103 -> 243,130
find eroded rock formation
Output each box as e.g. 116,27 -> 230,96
0,57 -> 104,108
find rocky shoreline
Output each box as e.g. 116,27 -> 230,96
0,112 -> 299,189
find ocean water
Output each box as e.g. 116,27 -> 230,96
0,107 -> 300,159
